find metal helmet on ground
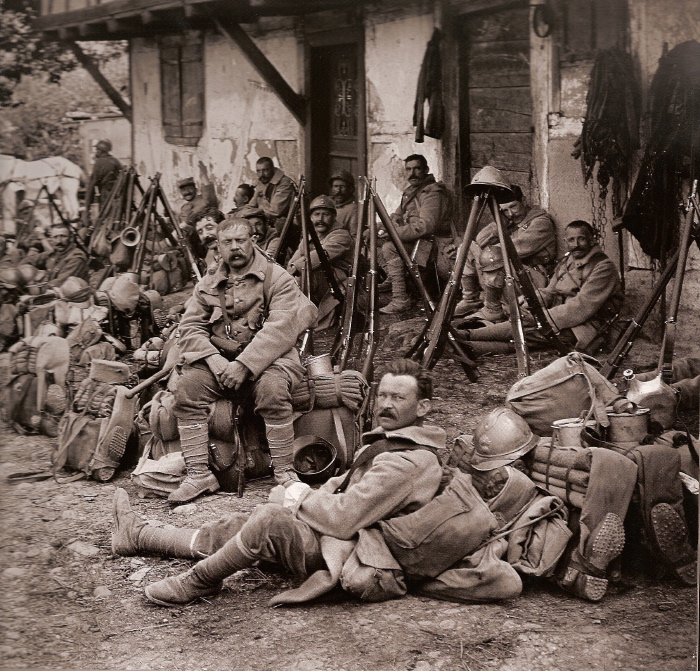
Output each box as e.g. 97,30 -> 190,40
293,435 -> 338,484
471,406 -> 539,471
0,268 -> 26,290
309,195 -> 337,213
95,139 -> 112,152
479,244 -> 504,272
329,170 -> 355,189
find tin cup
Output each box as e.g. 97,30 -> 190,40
551,418 -> 598,448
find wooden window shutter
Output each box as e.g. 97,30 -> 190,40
159,35 -> 204,146
180,43 -> 204,142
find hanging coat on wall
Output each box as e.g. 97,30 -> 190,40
413,28 -> 445,143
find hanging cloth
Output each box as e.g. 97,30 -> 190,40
413,28 -> 445,143
621,40 -> 700,259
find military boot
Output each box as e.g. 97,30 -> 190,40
112,488 -> 201,558
168,422 -> 220,503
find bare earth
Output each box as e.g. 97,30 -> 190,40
0,315 -> 697,671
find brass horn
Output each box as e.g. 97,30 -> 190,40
120,226 -> 141,247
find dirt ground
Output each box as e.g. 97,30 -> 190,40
1,307 -> 698,671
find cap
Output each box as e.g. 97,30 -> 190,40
328,170 -> 355,188
237,206 -> 266,221
177,177 -> 196,189
95,139 -> 112,152
309,195 -> 337,213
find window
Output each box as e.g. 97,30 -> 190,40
159,33 -> 204,146
557,0 -> 628,63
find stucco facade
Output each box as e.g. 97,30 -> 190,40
126,0 -> 699,355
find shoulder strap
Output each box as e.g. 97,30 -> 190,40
261,260 -> 274,320
334,438 -> 437,494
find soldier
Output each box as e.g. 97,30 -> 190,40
82,139 -> 122,223
229,184 -> 255,215
192,207 -> 225,268
178,177 -> 219,227
248,157 -> 296,235
380,154 -> 453,314
110,358 -> 445,608
329,170 -> 358,236
23,224 -> 89,288
238,206 -> 279,259
461,221 -> 622,355
166,215 -> 317,503
287,195 -> 353,328
455,184 -> 556,322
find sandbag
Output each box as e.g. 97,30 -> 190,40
505,352 -> 621,436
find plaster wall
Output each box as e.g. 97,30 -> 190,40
364,9 -> 442,214
543,0 -> 700,356
130,29 -> 302,212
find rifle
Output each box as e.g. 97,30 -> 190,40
600,248 -> 679,379
491,195 -> 530,377
407,193 -> 487,370
658,179 -> 697,384
360,179 -> 380,382
129,174 -> 160,277
333,176 -> 368,367
87,167 -> 127,250
301,185 -> 346,307
297,180 -> 314,357
156,183 -> 202,282
274,179 -> 301,265
370,185 -> 479,381
498,212 -> 569,357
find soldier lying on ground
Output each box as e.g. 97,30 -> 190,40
112,358 -> 446,607
166,215 -> 317,503
456,220 -> 623,356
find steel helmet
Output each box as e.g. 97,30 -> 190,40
293,435 -> 338,484
464,166 -> 515,201
471,407 -> 539,471
16,264 -> 39,284
479,244 -> 504,272
95,139 -> 112,152
329,170 -> 355,189
0,268 -> 26,290
309,195 -> 337,214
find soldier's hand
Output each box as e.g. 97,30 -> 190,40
219,360 -> 249,390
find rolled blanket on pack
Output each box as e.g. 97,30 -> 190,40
531,479 -> 586,509
291,369 -> 368,413
532,442 -> 592,471
530,462 -> 590,489
530,471 -> 587,496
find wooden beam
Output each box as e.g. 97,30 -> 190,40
212,15 -> 306,125
67,41 -> 133,123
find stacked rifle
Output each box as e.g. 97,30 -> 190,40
83,167 -> 201,288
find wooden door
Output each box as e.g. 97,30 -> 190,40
309,42 -> 365,198
459,8 -> 532,199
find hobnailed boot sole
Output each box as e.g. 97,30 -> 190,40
651,503 -> 697,585
561,512 -> 625,602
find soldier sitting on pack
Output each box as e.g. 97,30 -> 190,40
455,184 -> 557,322
163,215 -> 317,502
